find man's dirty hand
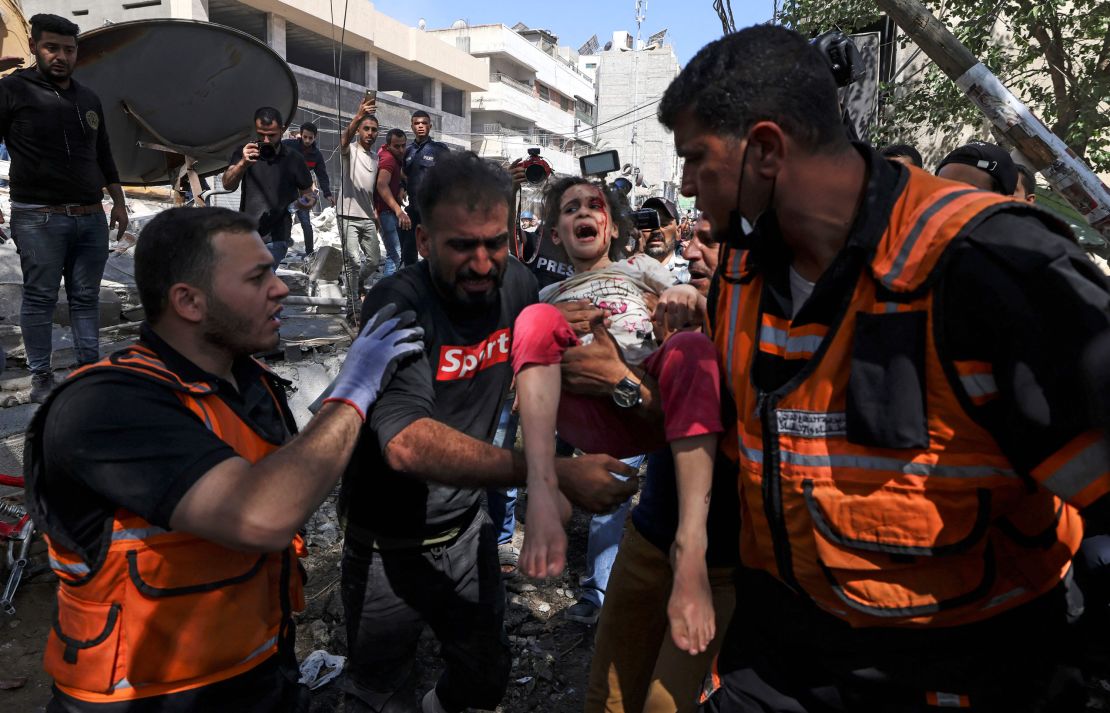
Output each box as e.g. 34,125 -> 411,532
561,323 -> 628,397
555,454 -> 638,513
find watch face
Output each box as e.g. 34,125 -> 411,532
612,378 -> 640,408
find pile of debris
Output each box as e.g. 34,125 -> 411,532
0,200 -> 386,407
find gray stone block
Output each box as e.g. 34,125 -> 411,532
308,245 -> 343,282
277,268 -> 309,296
53,287 -> 123,327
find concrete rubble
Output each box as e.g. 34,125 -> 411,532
0,194 -> 388,409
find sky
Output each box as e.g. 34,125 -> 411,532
369,0 -> 773,65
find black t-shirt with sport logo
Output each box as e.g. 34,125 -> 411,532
340,258 -> 538,538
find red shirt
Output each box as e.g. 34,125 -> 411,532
375,147 -> 403,215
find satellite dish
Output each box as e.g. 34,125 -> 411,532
418,18 -> 427,30
450,19 -> 467,30
74,19 -> 297,186
603,41 -> 613,51
0,0 -> 31,67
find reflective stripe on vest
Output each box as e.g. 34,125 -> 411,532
39,347 -> 301,704
713,169 -> 1085,628
1033,430 -> 1110,508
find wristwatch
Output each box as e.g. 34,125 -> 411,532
612,371 -> 643,409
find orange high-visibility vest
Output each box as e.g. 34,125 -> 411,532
26,345 -> 305,703
713,170 -> 1093,628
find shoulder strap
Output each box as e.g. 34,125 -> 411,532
870,172 -> 1020,293
69,345 -> 217,395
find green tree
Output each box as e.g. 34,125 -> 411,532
777,0 -> 1110,171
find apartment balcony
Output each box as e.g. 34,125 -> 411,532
490,72 -> 535,96
473,131 -> 582,176
477,79 -> 582,138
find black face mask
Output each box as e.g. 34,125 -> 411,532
718,137 -> 776,252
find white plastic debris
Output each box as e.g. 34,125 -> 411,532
298,649 -> 345,690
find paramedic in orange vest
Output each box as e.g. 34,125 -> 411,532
24,206 -> 423,713
658,26 -> 1110,712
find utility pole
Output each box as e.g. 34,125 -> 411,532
630,0 -> 646,195
874,0 -> 1110,239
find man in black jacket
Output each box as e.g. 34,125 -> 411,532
282,121 -> 333,255
0,14 -> 128,403
397,110 -> 448,266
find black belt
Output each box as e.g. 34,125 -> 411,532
346,502 -> 481,552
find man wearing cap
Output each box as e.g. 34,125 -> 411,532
640,196 -> 690,285
936,141 -> 1018,196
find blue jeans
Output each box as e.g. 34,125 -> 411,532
10,209 -> 108,374
267,239 -> 290,271
579,453 -> 646,607
486,397 -> 519,546
377,211 -> 403,277
295,208 -> 314,253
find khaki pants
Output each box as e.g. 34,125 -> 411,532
585,522 -> 736,713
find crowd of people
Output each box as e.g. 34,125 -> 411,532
3,10 -> 1110,713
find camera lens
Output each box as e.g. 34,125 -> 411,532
525,163 -> 547,184
259,142 -> 276,160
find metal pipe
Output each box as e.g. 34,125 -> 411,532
282,295 -> 348,307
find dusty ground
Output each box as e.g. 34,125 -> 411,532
0,487 -> 611,713
294,492 -> 606,713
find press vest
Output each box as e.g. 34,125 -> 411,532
713,171 -> 1084,628
26,345 -> 305,703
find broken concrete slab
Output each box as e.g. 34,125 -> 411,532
102,251 -> 137,286
53,287 -> 122,328
0,283 -> 22,324
313,281 -> 344,314
0,243 -> 21,284
277,268 -> 309,296
277,313 -> 350,345
272,354 -> 344,427
308,246 -> 344,282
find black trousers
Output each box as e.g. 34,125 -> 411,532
340,510 -> 511,713
700,568 -> 1086,713
398,207 -> 421,267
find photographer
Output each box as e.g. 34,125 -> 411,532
222,106 -> 315,268
510,154 -> 573,289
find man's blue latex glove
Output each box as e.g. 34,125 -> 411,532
322,304 -> 423,420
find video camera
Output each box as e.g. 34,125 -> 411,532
811,30 -> 864,88
631,208 -> 661,232
580,149 -> 620,178
519,148 -> 552,184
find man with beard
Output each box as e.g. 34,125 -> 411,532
340,151 -> 639,713
24,207 -> 423,712
640,197 -> 690,285
222,107 -> 316,269
0,13 -> 128,403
